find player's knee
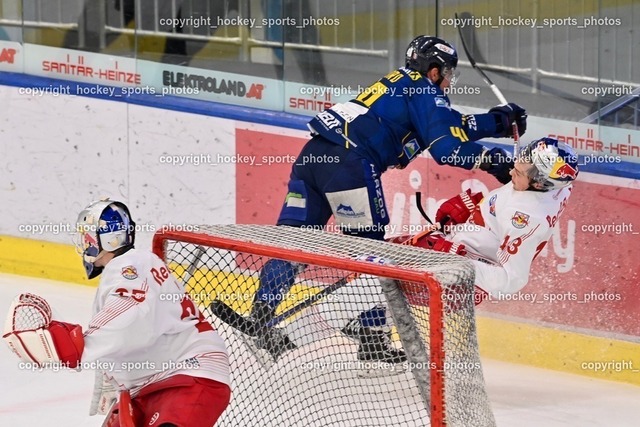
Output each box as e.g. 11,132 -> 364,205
258,259 -> 297,307
261,259 -> 296,287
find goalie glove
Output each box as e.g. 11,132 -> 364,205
436,189 -> 484,227
2,293 -> 84,368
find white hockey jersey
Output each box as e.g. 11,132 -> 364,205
81,248 -> 230,394
448,184 -> 571,297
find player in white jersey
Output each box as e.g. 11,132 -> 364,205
3,200 -> 231,427
252,137 -> 577,365
395,137 -> 578,302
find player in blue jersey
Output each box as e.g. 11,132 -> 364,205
240,36 -> 528,363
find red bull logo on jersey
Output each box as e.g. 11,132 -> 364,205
549,158 -> 578,180
121,265 -> 138,280
511,211 -> 530,229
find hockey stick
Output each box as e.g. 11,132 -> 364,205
183,245 -> 207,284
415,192 -> 434,226
211,193 -> 455,336
454,12 -> 520,155
415,192 -> 449,232
210,271 -> 360,336
211,192 -> 456,334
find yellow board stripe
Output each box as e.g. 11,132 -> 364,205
477,315 -> 640,385
0,235 -> 93,286
171,263 -> 326,318
2,235 -> 639,385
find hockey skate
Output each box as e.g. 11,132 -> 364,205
234,301 -> 297,370
342,318 -> 407,377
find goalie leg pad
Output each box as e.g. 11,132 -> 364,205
109,375 -> 231,427
91,370 -> 118,416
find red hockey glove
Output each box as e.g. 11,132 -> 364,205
436,189 -> 484,227
426,234 -> 467,256
392,230 -> 466,256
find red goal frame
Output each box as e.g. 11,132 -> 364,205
153,227 -> 448,426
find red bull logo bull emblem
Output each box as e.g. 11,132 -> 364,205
83,232 -> 97,250
550,158 -> 578,180
511,211 -> 530,229
121,265 -> 138,280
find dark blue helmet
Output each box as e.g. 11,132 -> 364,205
405,36 -> 459,76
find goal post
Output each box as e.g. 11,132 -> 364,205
152,224 -> 495,427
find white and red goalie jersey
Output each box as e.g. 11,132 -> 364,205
444,184 -> 571,298
82,248 -> 230,393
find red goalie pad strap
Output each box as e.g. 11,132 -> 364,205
47,321 -> 84,368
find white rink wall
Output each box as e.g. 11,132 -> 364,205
0,85 -> 236,249
3,81 -> 640,388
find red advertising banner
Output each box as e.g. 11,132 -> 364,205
236,127 -> 640,337
0,41 -> 22,73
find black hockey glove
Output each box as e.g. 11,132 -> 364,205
489,103 -> 527,138
479,147 -> 513,184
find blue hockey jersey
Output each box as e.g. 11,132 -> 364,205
308,67 -> 500,172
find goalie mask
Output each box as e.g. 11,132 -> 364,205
518,137 -> 579,191
73,199 -> 136,279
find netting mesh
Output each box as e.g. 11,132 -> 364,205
157,225 -> 495,427
6,293 -> 52,332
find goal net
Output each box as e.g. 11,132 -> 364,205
152,224 -> 495,427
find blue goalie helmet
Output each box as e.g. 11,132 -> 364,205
518,137 -> 579,191
73,199 -> 136,279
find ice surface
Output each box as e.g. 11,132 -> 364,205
0,273 -> 638,427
